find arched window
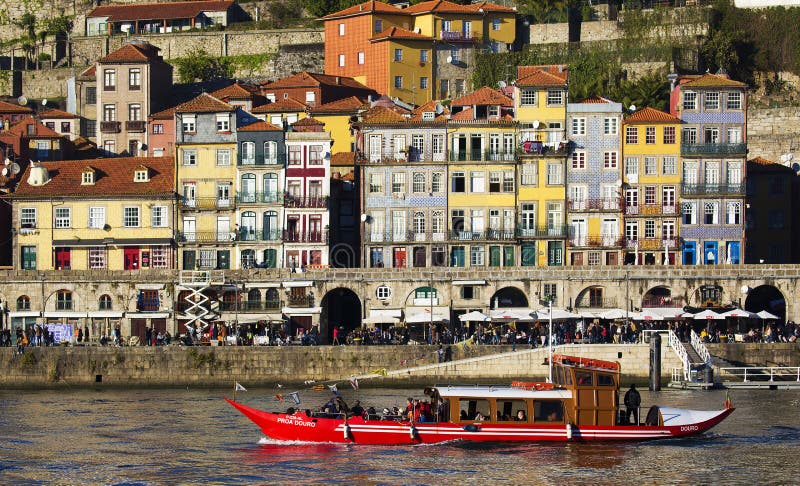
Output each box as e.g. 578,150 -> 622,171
263,210 -> 278,240
240,173 -> 256,202
413,211 -> 426,235
241,211 -> 256,241
263,173 -> 279,202
264,141 -> 278,164
414,286 -> 437,300
241,141 -> 255,164
266,288 -> 280,308
247,289 -> 261,310
413,172 -> 425,193
99,294 -> 112,310
17,295 -> 30,311
56,290 -> 73,310
263,248 -> 277,268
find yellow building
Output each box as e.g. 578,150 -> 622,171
621,107 -> 682,265
514,65 -> 569,267
250,98 -> 308,128
11,157 -> 176,271
174,93 -> 239,270
447,87 -> 517,267
309,96 -> 367,155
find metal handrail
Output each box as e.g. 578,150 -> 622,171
690,329 -> 712,365
667,329 -> 691,381
718,367 -> 800,382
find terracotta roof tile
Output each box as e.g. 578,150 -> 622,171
623,107 -> 681,124
291,116 -> 324,127
39,108 -> 75,119
516,65 -> 568,85
405,0 -> 477,14
331,152 -> 355,166
310,96 -> 367,114
748,156 -> 774,166
251,98 -> 307,113
361,106 -> 407,123
149,107 -> 176,120
321,0 -> 403,20
468,1 -> 516,13
88,1 -> 233,22
370,26 -> 433,42
0,100 -> 33,114
261,71 -> 373,91
579,95 -> 614,104
12,157 -> 175,198
451,86 -> 512,107
174,93 -> 234,113
8,119 -> 62,138
210,82 -> 260,100
98,42 -> 163,64
79,65 -> 96,77
412,99 -> 448,116
238,120 -> 282,132
680,73 -> 747,88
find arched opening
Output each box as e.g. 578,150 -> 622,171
99,294 -> 113,310
320,288 -> 361,344
642,286 -> 678,308
490,287 -> 528,309
744,285 -> 786,323
575,286 -> 607,309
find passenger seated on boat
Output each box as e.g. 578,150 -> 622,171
515,410 -> 527,421
475,412 -> 486,421
460,410 -> 469,420
547,411 -> 562,422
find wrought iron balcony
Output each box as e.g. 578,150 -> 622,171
440,30 -> 475,41
125,120 -> 146,132
136,297 -> 160,312
236,193 -> 283,205
175,231 -> 237,243
627,204 -> 679,216
448,150 -> 516,162
239,156 -> 281,166
237,228 -> 283,242
641,297 -> 682,308
681,184 -> 744,195
567,236 -> 624,248
516,225 -> 568,238
219,300 -> 282,312
287,295 -> 315,308
575,297 -> 617,309
681,142 -> 747,155
567,198 -> 622,212
449,229 -> 517,241
283,230 -> 327,243
284,195 -> 328,209
100,121 -> 121,133
625,237 -> 680,249
367,231 -> 447,243
179,197 -> 235,210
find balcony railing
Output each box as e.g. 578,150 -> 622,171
448,151 -> 516,162
516,225 -> 568,238
284,195 -> 328,209
283,230 -> 327,243
625,237 -> 680,249
236,193 -> 283,204
100,121 -> 121,133
567,198 -> 622,212
450,229 -> 517,241
567,236 -> 624,248
575,297 -> 617,309
179,197 -> 235,210
239,157 -> 281,166
287,295 -> 315,308
361,150 -> 447,164
641,297 -> 682,308
219,300 -> 282,311
176,231 -> 237,243
440,30 -> 474,41
681,184 -> 744,195
367,231 -> 447,243
125,120 -> 146,132
136,297 -> 160,312
681,142 -> 747,155
238,228 -> 282,242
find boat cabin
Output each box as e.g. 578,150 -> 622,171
430,354 -> 621,427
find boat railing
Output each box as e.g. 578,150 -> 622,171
667,329 -> 691,381
718,366 -> 800,382
310,411 -> 348,420
690,329 -> 712,365
640,329 -> 669,343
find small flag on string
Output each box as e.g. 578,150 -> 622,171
370,368 -> 388,376
312,384 -> 325,391
289,392 -> 301,405
274,394 -> 284,402
235,382 -> 247,392
350,377 -> 359,390
328,384 -> 339,395
400,359 -> 408,367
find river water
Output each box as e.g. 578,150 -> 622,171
1,386 -> 799,485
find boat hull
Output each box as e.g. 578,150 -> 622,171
226,399 -> 734,445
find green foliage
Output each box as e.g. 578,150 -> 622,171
174,49 -> 234,83
608,71 -> 670,112
264,0 -> 305,28
303,0 -> 360,18
229,53 -> 275,78
517,0 -> 571,23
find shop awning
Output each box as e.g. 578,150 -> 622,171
52,238 -> 172,247
282,281 -> 314,288
237,313 -> 284,322
363,309 -> 402,325
405,306 -> 449,323
87,311 -> 124,318
282,307 -> 322,315
43,311 -> 87,318
9,311 -> 40,318
244,282 -> 281,288
125,312 -> 170,319
490,308 -> 536,322
452,280 -> 487,286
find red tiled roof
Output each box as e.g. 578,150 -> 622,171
79,65 -> 96,77
680,73 -> 747,88
370,26 -> 432,42
331,152 -> 356,166
361,106 -> 406,123
748,156 -> 774,166
88,1 -> 233,22
516,65 -> 568,85
39,108 -> 75,119
0,99 -> 33,114
174,93 -> 234,113
579,95 -> 615,104
261,71 -> 373,91
291,116 -> 324,127
98,42 -> 163,64
210,82 -> 260,100
238,120 -> 282,132
7,119 -> 62,138
321,0 -> 403,20
251,98 -> 307,113
623,107 -> 681,124
310,96 -> 367,114
468,1 -> 516,13
149,107 -> 176,120
412,99 -> 448,116
12,157 -> 175,198
748,156 -> 795,174
405,0 -> 478,14
451,86 -> 512,107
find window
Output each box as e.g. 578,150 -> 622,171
420,50 -> 428,63
520,89 -> 536,106
726,202 -> 741,225
182,115 -> 196,133
391,172 -> 406,193
61,122 -> 70,134
338,23 -> 345,35
88,207 -> 105,229
420,77 -> 428,90
86,87 -> 96,105
103,104 -> 116,122
432,211 -> 444,236
604,151 -> 618,169
727,161 -> 742,185
662,156 -> 676,175
644,157 -> 657,175
470,171 -> 485,192
413,172 -> 425,193
450,48 -> 460,62
199,249 -> 215,269
21,207 -> 37,228
625,221 -> 638,241
470,246 -> 485,266
376,285 -> 391,300
492,18 -> 501,30
547,90 -> 563,106
103,69 -> 116,90
216,114 -> 230,132
288,146 -> 302,165
89,248 -> 107,269
17,295 -> 31,310
374,19 -> 383,32
543,283 -> 557,304
705,92 -> 720,110
644,186 -> 656,205
588,252 -> 601,266
727,91 -> 742,110
704,202 -> 718,225
55,208 -> 71,228
182,149 -> 197,166
56,290 -> 73,310
683,127 -> 697,144
151,206 -> 167,227
488,171 -> 501,193
357,51 -> 364,64
571,151 -> 586,169
451,171 -> 465,192
644,220 -> 656,239
305,91 -> 316,104
394,48 -> 403,61
603,117 -> 618,135
663,220 -> 675,240
369,172 -> 383,193
309,145 -> 323,165
338,54 -> 345,67
216,149 -> 231,166
264,141 -> 278,164
547,162 -> 562,185
152,123 -> 164,134
571,117 -> 586,136
413,211 -> 425,235
683,91 -> 697,110
124,206 -> 140,227
21,246 -> 36,270
431,172 -> 443,192
241,142 -> 255,164
128,68 -> 141,90
663,126 -> 676,144
682,202 -> 697,225
521,163 -> 536,185
503,171 -> 514,192
394,76 -> 403,89
625,157 -> 639,180
98,294 -> 112,310
625,126 -> 638,144
704,127 -> 720,144
645,126 -> 656,144
103,140 -> 115,154
151,246 -> 169,269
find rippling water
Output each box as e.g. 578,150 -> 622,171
1,386 -> 798,485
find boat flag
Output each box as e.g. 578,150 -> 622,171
370,368 -> 388,376
235,382 -> 247,392
461,337 -> 474,352
289,392 -> 301,405
312,384 -> 325,391
350,377 -> 359,390
328,384 -> 339,395
509,321 -> 517,331
724,390 -> 732,409
274,394 -> 284,402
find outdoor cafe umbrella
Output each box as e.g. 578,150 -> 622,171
634,309 -> 664,321
756,310 -> 779,320
459,310 -> 490,322
692,309 -> 724,320
534,308 -> 580,320
719,309 -> 756,319
598,308 -> 627,320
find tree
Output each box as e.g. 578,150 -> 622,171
175,49 -> 234,83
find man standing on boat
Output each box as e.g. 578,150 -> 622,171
624,384 -> 641,425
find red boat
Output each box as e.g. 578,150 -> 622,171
226,354 -> 734,444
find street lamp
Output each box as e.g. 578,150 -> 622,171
540,296 -> 553,383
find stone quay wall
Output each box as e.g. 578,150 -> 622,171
707,343 -> 800,368
746,105 -> 800,165
0,343 -> 680,388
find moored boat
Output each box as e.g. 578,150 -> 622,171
226,354 -> 733,445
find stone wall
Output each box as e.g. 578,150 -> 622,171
707,343 -> 800,367
746,105 -> 800,165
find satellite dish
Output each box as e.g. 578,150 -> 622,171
10,163 -> 20,174
323,152 -> 331,160
629,104 -> 636,112
446,56 -> 453,64
360,214 -> 368,222
17,95 -> 28,106
434,103 -> 444,114
1,167 -> 7,177
532,120 -> 540,129
741,285 -> 749,295
42,99 -> 48,106
498,80 -> 507,88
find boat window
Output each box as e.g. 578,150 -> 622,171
554,366 -> 564,385
563,368 -> 573,386
459,399 -> 491,422
575,371 -> 593,386
534,400 -> 564,423
497,399 -> 527,421
597,373 -> 615,386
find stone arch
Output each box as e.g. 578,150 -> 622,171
320,287 -> 361,344
744,284 -> 786,322
490,286 -> 528,309
575,285 -> 607,309
641,286 -> 679,308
